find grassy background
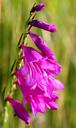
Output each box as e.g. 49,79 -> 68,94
0,0 -> 76,128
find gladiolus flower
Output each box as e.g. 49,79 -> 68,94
6,97 -> 30,124
28,20 -> 57,32
14,44 -> 64,115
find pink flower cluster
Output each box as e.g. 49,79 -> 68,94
6,3 -> 64,124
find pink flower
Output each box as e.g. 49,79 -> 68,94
6,97 -> 30,124
14,44 -> 64,114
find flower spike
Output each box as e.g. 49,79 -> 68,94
6,2 -> 64,125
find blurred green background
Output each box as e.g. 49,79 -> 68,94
0,0 -> 76,128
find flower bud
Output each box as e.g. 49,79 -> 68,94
6,97 -> 30,124
31,3 -> 45,13
29,20 -> 57,32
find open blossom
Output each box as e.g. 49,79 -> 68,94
15,44 -> 64,114
6,97 -> 30,124
28,20 -> 57,32
31,3 -> 45,13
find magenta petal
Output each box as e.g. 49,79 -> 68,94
49,75 -> 64,90
6,97 -> 30,124
29,96 -> 37,115
21,45 -> 43,62
38,59 -> 62,75
49,101 -> 58,109
47,59 -> 62,75
51,91 -> 59,100
29,95 -> 45,114
29,20 -> 57,32
53,79 -> 64,90
36,97 -> 45,113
